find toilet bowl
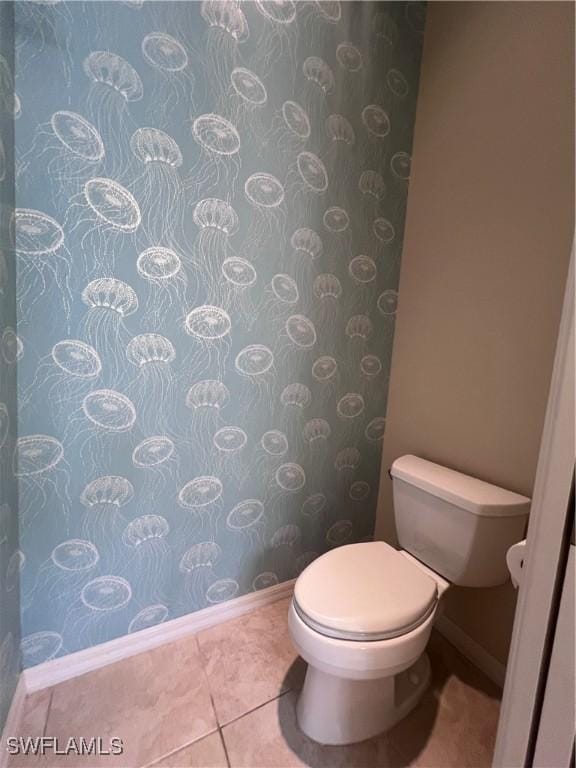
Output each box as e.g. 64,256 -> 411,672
288,455 -> 531,746
288,542 -> 449,745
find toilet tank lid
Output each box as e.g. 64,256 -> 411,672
390,455 -> 531,517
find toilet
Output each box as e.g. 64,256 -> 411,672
288,455 -> 531,745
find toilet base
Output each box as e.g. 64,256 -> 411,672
295,653 -> 431,746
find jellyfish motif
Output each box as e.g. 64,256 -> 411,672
141,32 -> 194,122
303,418 -> 331,451
17,111 -> 105,200
313,274 -> 342,325
218,257 -> 257,325
80,278 -> 138,382
373,217 -> 395,244
184,303 -> 232,378
69,178 -> 141,274
185,378 -> 230,465
206,578 -> 239,604
20,340 -> 102,422
126,334 -> 176,435
21,631 -> 63,668
189,113 -> 241,197
75,390 -> 137,471
301,492 -> 327,524
179,476 -> 224,534
129,128 -> 184,245
14,435 -> 70,531
349,255 -> 377,285
250,428 -> 288,491
326,519 -> 353,546
303,56 -> 335,95
348,255 -> 378,311
269,523 -> 301,580
284,314 -> 317,349
295,151 -> 329,193
81,575 -> 132,612
326,114 -> 355,146
252,571 -> 279,591
33,539 -> 100,608
365,416 -> 386,443
261,272 -> 299,325
377,289 -> 398,316
1,328 -> 23,366
136,246 -> 188,327
191,198 -> 238,295
82,51 -> 143,176
262,99 -> 310,168
289,227 -> 323,288
311,355 -> 339,401
252,1 -> 298,79
132,436 -> 177,516
5,550 -> 24,595
362,105 -> 391,138
350,480 -> 371,501
79,475 -> 134,549
228,67 -> 268,135
359,170 -> 386,201
323,207 -> 349,233
334,446 -> 361,492
279,383 -> 312,449
226,498 -> 265,550
387,69 -> 409,98
128,604 -> 169,634
337,393 -> 365,420
336,42 -> 364,72
345,314 -> 373,369
213,426 -> 248,484
13,208 -> 72,321
122,515 -> 171,602
360,354 -> 383,378
235,344 -> 275,413
390,151 -> 411,181
243,172 -> 286,249
200,1 -> 249,104
179,540 -> 222,607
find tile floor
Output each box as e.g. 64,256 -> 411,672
10,598 -> 501,768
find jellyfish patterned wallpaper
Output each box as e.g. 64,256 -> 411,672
11,0 -> 425,667
0,0 -> 21,730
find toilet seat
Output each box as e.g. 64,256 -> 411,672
293,541 -> 438,642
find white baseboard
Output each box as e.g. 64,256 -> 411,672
0,674 -> 28,768
24,579 -> 296,693
435,613 -> 506,688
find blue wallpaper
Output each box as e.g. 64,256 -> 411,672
0,0 -> 21,730
13,0 -> 424,666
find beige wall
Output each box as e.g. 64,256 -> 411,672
374,1 -> 574,665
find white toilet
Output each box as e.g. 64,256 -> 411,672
288,455 -> 530,745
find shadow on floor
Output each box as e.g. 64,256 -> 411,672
276,630 -> 502,768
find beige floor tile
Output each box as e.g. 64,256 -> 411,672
222,691 -> 408,768
8,689 -> 53,767
197,598 -> 305,726
41,636 -> 217,768
388,642 -> 501,768
145,732 -> 228,768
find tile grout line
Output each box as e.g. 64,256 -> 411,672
217,728 -> 231,768
219,688 -> 294,731
43,688 -> 55,738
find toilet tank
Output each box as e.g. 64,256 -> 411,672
390,455 -> 530,587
